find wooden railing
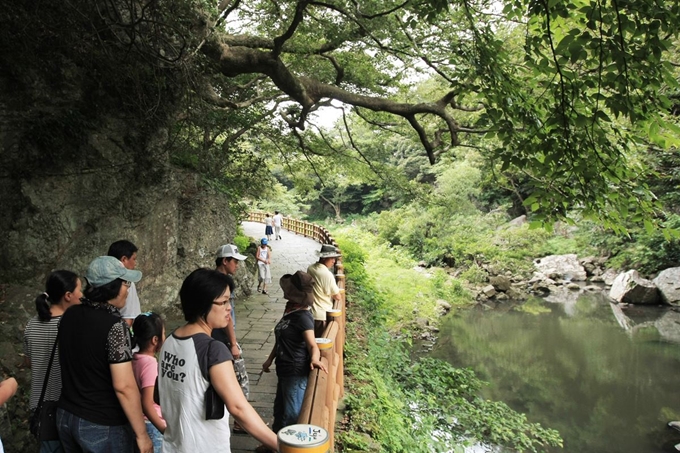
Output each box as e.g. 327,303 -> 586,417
247,212 -> 345,450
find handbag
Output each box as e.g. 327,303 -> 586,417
29,329 -> 60,441
204,340 -> 225,420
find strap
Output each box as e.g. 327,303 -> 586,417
36,323 -> 60,408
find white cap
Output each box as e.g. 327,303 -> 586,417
215,244 -> 247,261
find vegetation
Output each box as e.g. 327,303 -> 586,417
335,232 -> 563,452
3,0 -> 679,226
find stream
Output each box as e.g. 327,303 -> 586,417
431,289 -> 680,452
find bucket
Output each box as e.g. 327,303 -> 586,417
278,424 -> 330,453
315,338 -> 333,350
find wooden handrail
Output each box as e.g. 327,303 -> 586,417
247,211 -> 345,450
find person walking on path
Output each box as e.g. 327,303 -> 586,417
158,269 -> 278,453
24,270 -> 83,453
211,244 -> 250,434
264,214 -> 274,242
108,240 -> 142,327
261,271 -> 327,438
256,238 -> 272,295
273,211 -> 283,240
307,244 -> 342,337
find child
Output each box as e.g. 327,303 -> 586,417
132,312 -> 166,453
256,238 -> 272,295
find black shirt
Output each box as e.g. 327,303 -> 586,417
58,300 -> 132,426
274,310 -> 314,377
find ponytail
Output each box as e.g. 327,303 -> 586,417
36,270 -> 79,322
34,293 -> 52,322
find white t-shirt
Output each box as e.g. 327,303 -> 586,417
306,262 -> 340,321
273,214 -> 283,227
119,281 -> 141,319
159,333 -> 232,453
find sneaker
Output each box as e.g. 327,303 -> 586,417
675,443 -> 680,452
670,421 -> 680,432
262,290 -> 268,295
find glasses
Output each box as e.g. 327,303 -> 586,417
122,281 -> 132,287
212,301 -> 229,307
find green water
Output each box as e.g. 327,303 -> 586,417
431,292 -> 680,453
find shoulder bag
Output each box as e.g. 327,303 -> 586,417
29,327 -> 60,441
204,339 -> 226,420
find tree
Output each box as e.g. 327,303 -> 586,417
2,0 -> 679,228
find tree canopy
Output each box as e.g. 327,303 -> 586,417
2,0 -> 679,228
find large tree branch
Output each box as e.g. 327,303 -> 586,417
202,41 -> 491,161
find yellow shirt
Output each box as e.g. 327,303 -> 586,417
306,262 -> 340,321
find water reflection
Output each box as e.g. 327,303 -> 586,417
432,292 -> 680,453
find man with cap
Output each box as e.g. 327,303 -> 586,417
211,244 -> 250,433
58,256 -> 152,453
306,244 -> 342,337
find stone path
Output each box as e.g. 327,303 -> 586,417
231,221 -> 322,453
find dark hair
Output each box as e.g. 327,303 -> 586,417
132,312 -> 164,351
180,268 -> 234,323
84,278 -> 123,303
214,257 -> 236,268
275,211 -> 279,214
107,240 -> 138,260
36,270 -> 79,321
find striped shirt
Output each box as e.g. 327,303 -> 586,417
23,316 -> 62,410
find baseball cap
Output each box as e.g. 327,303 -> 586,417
215,244 -> 248,261
86,256 -> 142,287
261,238 -> 268,245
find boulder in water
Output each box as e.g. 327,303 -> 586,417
609,270 -> 660,305
653,267 -> 680,306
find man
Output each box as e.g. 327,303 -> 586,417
211,243 -> 250,433
108,240 -> 140,327
307,244 -> 342,337
273,211 -> 283,240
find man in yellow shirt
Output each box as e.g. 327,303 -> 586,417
306,244 -> 341,337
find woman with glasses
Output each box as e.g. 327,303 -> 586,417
158,268 -> 277,453
57,256 -> 152,453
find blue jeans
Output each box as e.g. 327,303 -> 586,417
56,408 -> 134,453
40,440 -> 63,453
272,375 -> 308,433
145,420 -> 162,453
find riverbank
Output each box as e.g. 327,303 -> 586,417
333,229 -> 562,452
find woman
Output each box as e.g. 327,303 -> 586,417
262,271 -> 327,434
24,270 -> 83,453
57,256 -> 152,453
256,238 -> 272,295
264,214 -> 274,242
158,268 -> 277,453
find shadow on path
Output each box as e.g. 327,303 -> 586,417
231,221 -> 322,452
